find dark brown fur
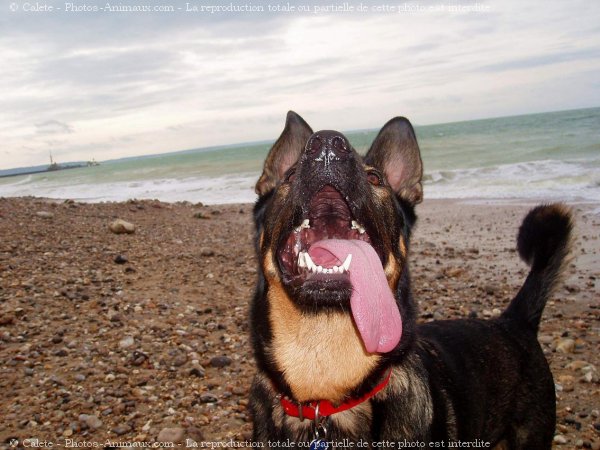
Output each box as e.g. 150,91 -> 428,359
249,112 -> 572,448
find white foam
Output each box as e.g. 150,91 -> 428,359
424,159 -> 600,203
1,159 -> 598,204
0,173 -> 259,204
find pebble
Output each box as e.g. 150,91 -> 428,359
186,426 -> 205,442
171,353 -> 188,367
581,371 -> 593,383
109,219 -> 135,234
484,283 -> 499,296
200,248 -> 215,257
566,360 -> 593,371
556,338 -> 576,353
210,355 -> 232,368
232,386 -> 246,396
157,427 -> 185,443
190,367 -> 205,378
200,393 -> 218,403
553,434 -> 568,444
36,211 -> 54,218
114,254 -> 128,264
119,336 -> 135,349
112,424 -> 132,435
131,350 -> 148,366
142,420 -> 152,432
82,414 -> 103,429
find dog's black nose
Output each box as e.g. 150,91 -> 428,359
304,131 -> 351,170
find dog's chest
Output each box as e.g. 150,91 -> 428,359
268,288 -> 380,403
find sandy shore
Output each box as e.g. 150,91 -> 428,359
0,197 -> 598,447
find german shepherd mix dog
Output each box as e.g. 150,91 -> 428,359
249,112 -> 572,448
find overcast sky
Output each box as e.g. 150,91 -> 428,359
0,0 -> 599,169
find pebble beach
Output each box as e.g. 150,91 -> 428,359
0,197 -> 598,448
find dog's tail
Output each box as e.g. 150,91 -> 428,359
502,204 -> 573,332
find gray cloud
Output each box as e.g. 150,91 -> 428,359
35,120 -> 74,135
0,0 -> 599,169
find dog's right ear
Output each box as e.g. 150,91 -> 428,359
255,111 -> 313,196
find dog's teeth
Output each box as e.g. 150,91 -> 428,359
338,265 -> 345,274
295,219 -> 311,232
298,252 -> 306,268
350,220 -> 366,234
304,253 -> 316,272
316,265 -> 323,273
342,254 -> 352,271
333,266 -> 339,273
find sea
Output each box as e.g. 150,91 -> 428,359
1,107 -> 599,206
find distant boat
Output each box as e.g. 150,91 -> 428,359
47,151 -> 62,171
87,158 -> 100,167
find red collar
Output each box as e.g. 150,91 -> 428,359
280,369 -> 392,421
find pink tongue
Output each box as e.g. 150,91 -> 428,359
308,239 -> 402,353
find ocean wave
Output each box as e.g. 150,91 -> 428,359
424,159 -> 600,201
0,173 -> 260,204
1,159 -> 598,204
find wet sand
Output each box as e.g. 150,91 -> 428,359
0,197 -> 598,447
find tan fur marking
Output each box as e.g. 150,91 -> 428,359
267,277 -> 380,403
263,249 -> 280,280
384,254 -> 401,288
399,237 -> 407,258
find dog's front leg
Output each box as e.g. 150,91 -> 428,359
249,375 -> 283,443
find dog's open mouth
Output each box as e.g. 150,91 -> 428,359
276,185 -> 402,354
277,185 -> 377,284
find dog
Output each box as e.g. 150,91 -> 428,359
248,111 -> 572,448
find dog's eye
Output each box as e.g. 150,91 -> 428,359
367,170 -> 383,186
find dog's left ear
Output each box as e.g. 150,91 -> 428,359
255,111 -> 313,196
365,117 -> 423,205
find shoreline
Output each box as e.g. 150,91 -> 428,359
0,197 -> 598,446
4,193 -> 600,208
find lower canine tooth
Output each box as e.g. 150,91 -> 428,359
351,220 -> 366,234
304,253 -> 316,272
298,252 -> 306,268
342,254 -> 352,271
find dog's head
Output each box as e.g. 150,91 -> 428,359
252,111 -> 423,399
